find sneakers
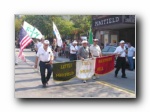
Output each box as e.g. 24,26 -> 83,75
83,80 -> 86,83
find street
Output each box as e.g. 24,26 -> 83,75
15,49 -> 136,98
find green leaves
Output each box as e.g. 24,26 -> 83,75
15,15 -> 92,40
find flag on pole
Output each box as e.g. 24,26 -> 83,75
18,27 -> 32,62
88,27 -> 93,44
53,22 -> 62,47
23,21 -> 43,39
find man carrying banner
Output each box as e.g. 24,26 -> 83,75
90,39 -> 102,80
78,40 -> 91,83
114,40 -> 127,78
34,40 -> 54,87
70,40 -> 78,61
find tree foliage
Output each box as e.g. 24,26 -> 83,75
15,15 -> 92,40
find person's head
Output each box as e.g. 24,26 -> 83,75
128,42 -> 131,47
72,40 -> 78,46
93,39 -> 98,45
43,40 -> 49,49
82,40 -> 88,47
119,40 -> 125,47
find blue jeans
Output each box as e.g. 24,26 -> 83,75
128,57 -> 134,70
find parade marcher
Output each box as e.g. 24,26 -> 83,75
35,37 -> 45,53
35,37 -> 45,73
90,39 -> 102,80
127,42 -> 135,71
34,40 -> 54,87
78,40 -> 91,83
114,40 -> 127,78
70,40 -> 78,61
51,38 -> 59,60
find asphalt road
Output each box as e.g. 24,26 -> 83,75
15,48 -> 136,98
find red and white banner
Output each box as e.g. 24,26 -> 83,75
95,55 -> 115,75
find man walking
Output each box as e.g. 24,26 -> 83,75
90,39 -> 102,79
78,40 -> 91,83
114,40 -> 127,78
34,40 -> 54,87
127,42 -> 135,71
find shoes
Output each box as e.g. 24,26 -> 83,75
92,76 -> 96,80
122,76 -> 127,78
83,80 -> 86,83
43,83 -> 46,87
114,73 -> 117,77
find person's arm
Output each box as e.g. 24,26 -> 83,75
34,56 -> 39,68
49,50 -> 54,64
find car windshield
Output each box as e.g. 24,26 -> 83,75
102,46 -> 110,52
108,47 -> 116,52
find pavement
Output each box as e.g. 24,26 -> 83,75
15,49 -> 136,98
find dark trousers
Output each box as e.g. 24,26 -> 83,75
115,57 -> 126,77
70,54 -> 77,61
39,61 -> 52,84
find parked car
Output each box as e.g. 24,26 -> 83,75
102,46 -> 135,68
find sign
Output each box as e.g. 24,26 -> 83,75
93,15 -> 122,27
76,59 -> 95,79
53,61 -> 76,81
95,55 -> 115,75
123,15 -> 135,23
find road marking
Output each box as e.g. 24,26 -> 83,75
96,81 -> 135,95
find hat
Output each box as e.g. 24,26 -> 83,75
93,39 -> 98,41
82,40 -> 88,44
120,40 -> 125,44
72,40 -> 78,44
44,40 -> 50,44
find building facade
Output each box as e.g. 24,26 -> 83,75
92,15 -> 135,47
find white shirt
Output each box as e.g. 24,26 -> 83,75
128,46 -> 135,57
70,45 -> 78,54
90,44 -> 101,57
114,46 -> 126,57
37,46 -> 53,62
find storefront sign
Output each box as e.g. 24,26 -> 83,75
93,15 -> 122,27
124,15 -> 135,23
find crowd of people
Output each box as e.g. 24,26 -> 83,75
15,36 -> 135,87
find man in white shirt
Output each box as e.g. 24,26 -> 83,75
114,40 -> 127,78
70,40 -> 78,61
90,39 -> 102,80
34,40 -> 54,87
127,43 -> 135,71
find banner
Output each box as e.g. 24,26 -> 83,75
23,21 -> 43,39
95,55 -> 115,75
53,61 -> 76,81
76,59 -> 95,79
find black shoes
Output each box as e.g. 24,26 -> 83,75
43,83 -> 46,87
122,76 -> 127,78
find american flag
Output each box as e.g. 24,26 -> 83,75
18,27 -> 32,62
